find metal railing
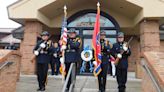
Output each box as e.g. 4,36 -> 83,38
0,61 -> 13,71
62,63 -> 76,92
141,58 -> 163,92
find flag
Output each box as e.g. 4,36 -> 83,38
59,11 -> 68,76
59,17 -> 67,46
92,2 -> 102,77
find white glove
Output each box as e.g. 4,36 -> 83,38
53,53 -> 57,57
61,45 -> 67,50
93,61 -> 97,66
117,53 -> 122,59
123,46 -> 128,51
60,57 -> 64,64
40,43 -> 46,48
34,50 -> 39,56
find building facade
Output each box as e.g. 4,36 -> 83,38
8,0 -> 164,77
0,28 -> 21,49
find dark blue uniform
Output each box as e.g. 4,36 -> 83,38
65,36 -> 81,89
33,40 -> 52,90
98,39 -> 112,92
112,42 -> 131,92
50,47 -> 60,75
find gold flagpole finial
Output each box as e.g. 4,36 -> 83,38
64,5 -> 67,17
64,5 -> 67,10
97,2 -> 100,7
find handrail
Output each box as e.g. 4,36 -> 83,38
141,58 -> 163,92
0,61 -> 14,70
62,63 -> 76,92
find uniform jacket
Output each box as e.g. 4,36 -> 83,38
33,40 -> 53,64
100,39 -> 112,64
51,47 -> 60,60
111,42 -> 131,69
65,36 -> 81,63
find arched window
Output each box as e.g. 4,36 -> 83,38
68,13 -> 115,27
67,10 -> 120,48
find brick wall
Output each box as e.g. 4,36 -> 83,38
142,52 -> 164,92
0,50 -> 21,92
20,21 -> 42,74
127,36 -> 140,72
140,20 -> 160,52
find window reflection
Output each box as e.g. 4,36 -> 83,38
68,13 -> 115,27
83,30 -> 116,35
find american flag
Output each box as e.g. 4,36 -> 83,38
59,17 -> 68,46
59,15 -> 68,77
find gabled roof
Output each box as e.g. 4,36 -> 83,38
0,34 -> 21,43
0,28 -> 15,33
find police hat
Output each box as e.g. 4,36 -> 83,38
68,28 -> 76,33
117,32 -> 124,37
100,31 -> 106,35
41,31 -> 50,36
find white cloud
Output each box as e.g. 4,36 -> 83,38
0,0 -> 21,28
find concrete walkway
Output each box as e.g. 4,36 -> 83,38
16,72 -> 142,92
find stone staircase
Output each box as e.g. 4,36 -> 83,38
74,76 -> 141,92
16,72 -> 141,92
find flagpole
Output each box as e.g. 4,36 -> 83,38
61,5 -> 67,83
92,2 -> 102,77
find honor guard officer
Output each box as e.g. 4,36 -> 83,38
111,32 -> 131,92
33,31 -> 53,91
64,28 -> 81,91
98,31 -> 112,92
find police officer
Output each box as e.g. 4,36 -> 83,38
98,31 -> 112,92
33,31 -> 53,91
50,42 -> 60,75
111,32 -> 131,92
64,28 -> 81,91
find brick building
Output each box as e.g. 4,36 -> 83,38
7,0 -> 164,77
0,28 -> 21,49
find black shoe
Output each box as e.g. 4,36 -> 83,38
65,88 -> 69,92
40,87 -> 45,91
101,89 -> 105,92
98,89 -> 105,92
37,88 -> 41,91
119,89 -> 125,92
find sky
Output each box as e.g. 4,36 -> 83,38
0,0 -> 21,28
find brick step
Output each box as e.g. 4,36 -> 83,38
74,88 -> 142,92
74,76 -> 141,92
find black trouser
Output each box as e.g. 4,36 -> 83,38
50,58 -> 60,75
98,62 -> 109,91
108,62 -> 112,75
65,62 -> 76,89
116,68 -> 127,92
37,63 -> 48,89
